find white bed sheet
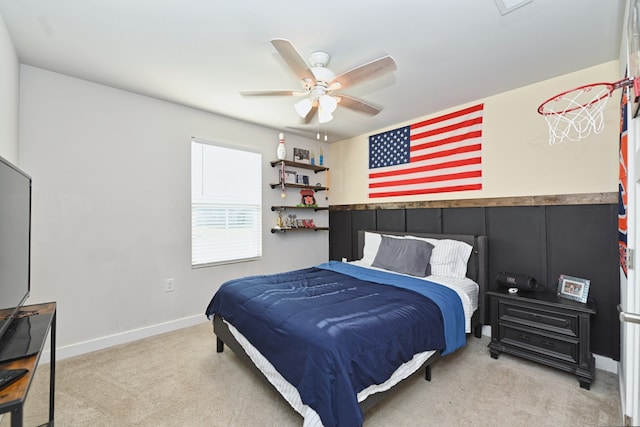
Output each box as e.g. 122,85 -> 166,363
348,260 -> 479,333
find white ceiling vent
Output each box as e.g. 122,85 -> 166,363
494,0 -> 533,15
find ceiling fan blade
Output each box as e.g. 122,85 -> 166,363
330,55 -> 397,90
240,90 -> 307,97
270,38 -> 315,83
335,94 -> 382,115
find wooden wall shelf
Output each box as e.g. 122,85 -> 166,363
269,183 -> 328,191
271,206 -> 329,211
270,160 -> 329,173
270,159 -> 328,234
271,227 -> 329,233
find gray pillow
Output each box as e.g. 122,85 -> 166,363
372,235 -> 434,277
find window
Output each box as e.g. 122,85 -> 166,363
191,139 -> 262,267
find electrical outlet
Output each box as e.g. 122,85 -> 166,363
164,278 -> 175,293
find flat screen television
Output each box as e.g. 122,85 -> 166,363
0,154 -> 32,361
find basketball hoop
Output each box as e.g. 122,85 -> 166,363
537,82 -> 619,145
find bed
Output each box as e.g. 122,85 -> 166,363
205,231 -> 488,427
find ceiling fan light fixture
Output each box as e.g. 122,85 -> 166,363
318,107 -> 333,124
319,94 -> 338,113
294,98 -> 313,118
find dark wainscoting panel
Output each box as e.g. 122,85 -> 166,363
545,204 -> 620,359
443,207 -> 486,235
329,210 -> 351,261
376,209 -> 406,232
406,209 -> 442,233
486,206 -> 548,292
329,201 -> 620,359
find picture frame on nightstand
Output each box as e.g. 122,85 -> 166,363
557,274 -> 590,303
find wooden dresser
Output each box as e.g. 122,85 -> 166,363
487,288 -> 596,389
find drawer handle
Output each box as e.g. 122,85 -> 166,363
540,339 -> 555,348
527,313 -> 570,328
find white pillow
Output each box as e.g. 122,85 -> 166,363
406,236 -> 472,278
361,231 -> 382,266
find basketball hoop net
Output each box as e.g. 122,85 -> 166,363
537,78 -> 639,145
537,82 -> 616,145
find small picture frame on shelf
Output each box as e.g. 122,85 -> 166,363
281,170 -> 297,184
293,147 -> 310,164
557,274 -> 590,303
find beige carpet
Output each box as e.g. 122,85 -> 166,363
1,322 -> 621,426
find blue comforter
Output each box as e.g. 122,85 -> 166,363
205,261 -> 465,427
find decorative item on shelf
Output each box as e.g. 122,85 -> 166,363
296,174 -> 310,185
325,169 -> 330,200
285,214 -> 297,228
300,189 -> 317,207
319,148 -> 323,166
277,133 -> 286,160
557,274 -> 590,303
280,160 -> 286,198
293,147 -> 310,164
276,210 -> 283,229
310,149 -> 315,165
295,218 -> 316,228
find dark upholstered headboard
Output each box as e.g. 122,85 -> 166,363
357,230 -> 489,331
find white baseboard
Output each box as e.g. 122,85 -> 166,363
481,325 -> 617,374
34,320 -> 619,376
37,314 -> 208,365
594,354 -> 618,374
481,324 -> 492,338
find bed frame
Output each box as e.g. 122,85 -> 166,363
212,231 -> 488,416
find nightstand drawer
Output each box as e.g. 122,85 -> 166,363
498,300 -> 578,337
500,325 -> 578,364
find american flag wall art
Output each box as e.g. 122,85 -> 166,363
368,103 -> 484,198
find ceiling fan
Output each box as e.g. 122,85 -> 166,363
241,39 -> 397,124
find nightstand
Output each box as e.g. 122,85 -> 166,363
487,288 -> 596,389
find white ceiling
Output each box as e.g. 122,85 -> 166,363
0,0 -> 627,142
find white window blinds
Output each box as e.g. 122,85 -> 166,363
191,139 -> 262,267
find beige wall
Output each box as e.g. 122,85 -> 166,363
329,61 -> 621,205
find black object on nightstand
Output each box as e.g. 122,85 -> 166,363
487,288 -> 596,389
